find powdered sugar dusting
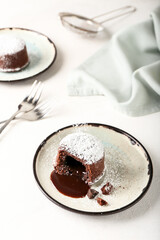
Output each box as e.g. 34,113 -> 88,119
93,145 -> 127,191
0,35 -> 25,56
59,132 -> 104,164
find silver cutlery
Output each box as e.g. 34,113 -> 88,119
0,80 -> 43,134
0,101 -> 51,124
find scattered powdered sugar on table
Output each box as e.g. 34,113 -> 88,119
0,35 -> 25,56
59,132 -> 104,164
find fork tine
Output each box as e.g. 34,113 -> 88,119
32,82 -> 44,105
39,107 -> 52,119
36,101 -> 52,119
26,81 -> 43,105
27,81 -> 41,101
35,100 -> 50,109
25,80 -> 38,99
42,105 -> 52,115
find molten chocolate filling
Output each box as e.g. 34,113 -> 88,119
50,156 -> 90,198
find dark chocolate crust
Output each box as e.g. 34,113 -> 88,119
55,148 -> 105,184
0,45 -> 29,71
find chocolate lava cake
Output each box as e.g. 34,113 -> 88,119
54,132 -> 105,184
0,35 -> 29,72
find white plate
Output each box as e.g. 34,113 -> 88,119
33,123 -> 153,215
0,28 -> 57,81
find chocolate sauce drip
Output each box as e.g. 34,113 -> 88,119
50,156 -> 90,198
50,171 -> 90,198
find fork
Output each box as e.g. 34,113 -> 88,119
0,101 -> 52,123
0,80 -> 43,134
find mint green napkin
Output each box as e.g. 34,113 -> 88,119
67,7 -> 160,116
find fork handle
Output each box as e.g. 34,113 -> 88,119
0,109 -> 21,134
0,117 -> 17,124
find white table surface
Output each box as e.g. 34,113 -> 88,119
0,0 -> 160,239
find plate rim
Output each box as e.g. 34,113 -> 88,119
0,27 -> 57,82
33,123 -> 153,215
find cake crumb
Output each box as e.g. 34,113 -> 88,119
101,182 -> 113,195
97,197 -> 108,206
87,189 -> 99,199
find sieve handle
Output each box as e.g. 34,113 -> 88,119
92,6 -> 136,24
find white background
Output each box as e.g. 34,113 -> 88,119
0,0 -> 160,239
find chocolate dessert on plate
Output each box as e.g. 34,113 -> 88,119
51,132 -> 105,198
0,35 -> 29,72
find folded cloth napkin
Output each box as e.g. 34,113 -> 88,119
67,7 -> 160,116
